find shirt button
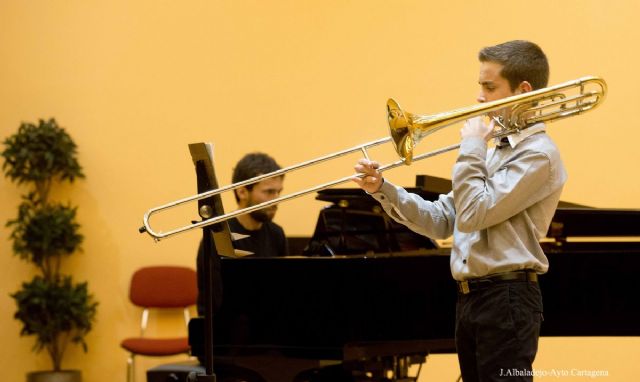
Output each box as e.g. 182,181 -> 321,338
462,259 -> 467,264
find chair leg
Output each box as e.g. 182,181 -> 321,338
127,353 -> 136,382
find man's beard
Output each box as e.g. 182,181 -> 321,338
248,205 -> 277,223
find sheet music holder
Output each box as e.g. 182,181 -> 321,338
188,142 -> 234,382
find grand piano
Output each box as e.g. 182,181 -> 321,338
160,176 -> 640,382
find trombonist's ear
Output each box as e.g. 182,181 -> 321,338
517,81 -> 533,94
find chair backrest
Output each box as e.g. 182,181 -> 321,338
129,266 -> 198,308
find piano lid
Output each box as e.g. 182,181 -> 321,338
314,175 -> 640,242
548,207 -> 640,238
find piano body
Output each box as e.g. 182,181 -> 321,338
183,176 -> 640,382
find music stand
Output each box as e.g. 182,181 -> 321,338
187,143 -> 235,382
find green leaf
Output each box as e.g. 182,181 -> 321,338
11,276 -> 98,355
1,119 -> 85,187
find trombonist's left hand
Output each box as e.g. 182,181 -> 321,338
461,116 -> 494,142
353,159 -> 383,193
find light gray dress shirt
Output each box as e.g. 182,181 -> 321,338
370,123 -> 567,281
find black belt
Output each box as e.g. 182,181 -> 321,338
457,270 -> 538,295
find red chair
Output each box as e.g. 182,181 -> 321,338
120,266 -> 198,382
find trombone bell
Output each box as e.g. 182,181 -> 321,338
387,99 -> 414,165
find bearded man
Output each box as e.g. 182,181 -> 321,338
225,152 -> 288,257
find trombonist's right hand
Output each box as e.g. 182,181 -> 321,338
353,158 -> 383,194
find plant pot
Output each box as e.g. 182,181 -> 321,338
27,370 -> 81,382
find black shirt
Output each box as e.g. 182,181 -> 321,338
227,218 -> 288,257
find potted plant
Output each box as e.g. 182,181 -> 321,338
2,119 -> 98,382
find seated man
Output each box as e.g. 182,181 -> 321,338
197,152 -> 288,314
224,152 -> 288,258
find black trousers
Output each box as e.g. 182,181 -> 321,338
455,281 -> 543,382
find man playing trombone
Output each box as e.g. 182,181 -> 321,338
354,40 -> 567,381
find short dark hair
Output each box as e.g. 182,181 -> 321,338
478,40 -> 549,91
232,152 -> 282,202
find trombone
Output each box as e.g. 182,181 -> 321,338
140,75 -> 607,241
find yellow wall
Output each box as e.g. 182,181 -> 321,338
1,1 -> 639,381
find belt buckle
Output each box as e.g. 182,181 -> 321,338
460,281 -> 470,294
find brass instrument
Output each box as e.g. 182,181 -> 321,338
140,76 -> 607,240
389,75 -> 606,164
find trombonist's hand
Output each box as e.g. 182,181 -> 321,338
461,116 -> 494,142
353,159 -> 383,193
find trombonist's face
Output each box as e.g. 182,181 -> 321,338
477,61 -> 516,103
477,61 -> 531,122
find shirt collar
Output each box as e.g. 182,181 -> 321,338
495,122 -> 546,149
